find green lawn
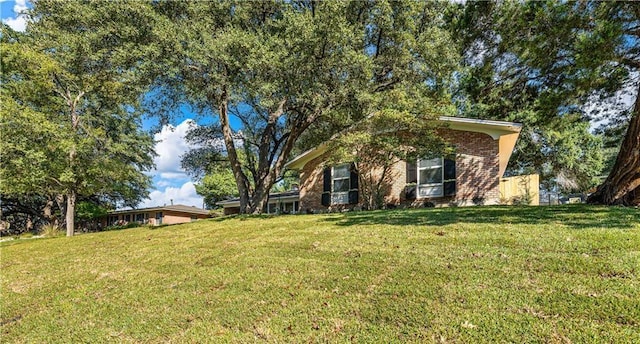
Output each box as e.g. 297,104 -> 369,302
1,205 -> 639,343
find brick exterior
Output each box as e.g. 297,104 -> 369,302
299,154 -> 328,212
299,128 -> 500,211
101,210 -> 209,227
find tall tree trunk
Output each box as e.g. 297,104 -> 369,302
66,190 -> 76,237
217,92 -> 251,213
62,89 -> 83,236
587,84 -> 640,206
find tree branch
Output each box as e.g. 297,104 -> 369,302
622,57 -> 640,69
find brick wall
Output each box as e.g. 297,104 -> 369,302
299,155 -> 327,212
298,128 -> 501,211
443,128 -> 500,205
162,211 -> 205,225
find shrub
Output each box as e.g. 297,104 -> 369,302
40,225 -> 62,237
104,222 -> 141,231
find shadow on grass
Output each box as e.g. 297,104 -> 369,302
322,205 -> 640,230
210,213 -> 279,222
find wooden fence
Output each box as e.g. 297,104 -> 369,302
499,174 -> 540,206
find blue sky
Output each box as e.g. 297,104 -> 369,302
2,1 -> 212,208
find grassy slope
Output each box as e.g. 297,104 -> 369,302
1,205 -> 639,343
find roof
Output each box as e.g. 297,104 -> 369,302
218,190 -> 300,207
108,204 -> 210,216
439,116 -> 522,138
285,116 -> 522,170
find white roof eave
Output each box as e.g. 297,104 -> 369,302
285,116 -> 523,170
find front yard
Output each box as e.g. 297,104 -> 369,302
1,205 -> 638,342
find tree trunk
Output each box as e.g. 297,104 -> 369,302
250,187 -> 271,214
54,194 -> 64,228
587,84 -> 640,206
217,92 -> 251,213
66,190 -> 76,237
43,198 -> 55,226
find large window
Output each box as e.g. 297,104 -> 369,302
418,157 -> 443,197
265,201 -> 299,214
108,215 -> 119,226
331,164 -> 350,204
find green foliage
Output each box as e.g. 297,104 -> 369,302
1,206 -> 639,342
142,0 -> 459,213
195,169 -> 239,209
1,4 -> 157,234
75,202 -> 108,221
449,1 -> 640,191
104,222 -> 141,231
511,119 -> 604,192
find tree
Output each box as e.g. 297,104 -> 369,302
2,1 -> 156,235
194,169 -> 239,209
144,0 -> 457,214
326,109 -> 450,210
450,1 -> 639,205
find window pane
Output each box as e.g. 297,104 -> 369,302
331,192 -> 349,205
419,157 -> 441,168
333,164 -> 350,178
333,178 -> 350,192
420,167 -> 442,184
419,185 -> 443,197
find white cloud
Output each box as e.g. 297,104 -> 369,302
13,0 -> 27,12
156,180 -> 172,188
151,119 -> 198,181
139,119 -> 204,209
2,0 -> 28,32
3,16 -> 26,31
140,181 -> 203,208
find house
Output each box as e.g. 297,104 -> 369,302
221,116 -> 538,214
219,190 -> 301,215
101,204 -> 211,227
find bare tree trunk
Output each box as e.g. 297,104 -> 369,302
66,190 -> 76,237
588,84 -> 640,206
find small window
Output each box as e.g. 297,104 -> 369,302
135,213 -> 144,223
190,215 -> 198,222
332,164 -> 350,204
418,157 -> 443,198
124,214 -> 131,222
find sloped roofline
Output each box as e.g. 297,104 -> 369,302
108,204 -> 210,215
218,191 -> 300,207
284,116 -> 522,171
